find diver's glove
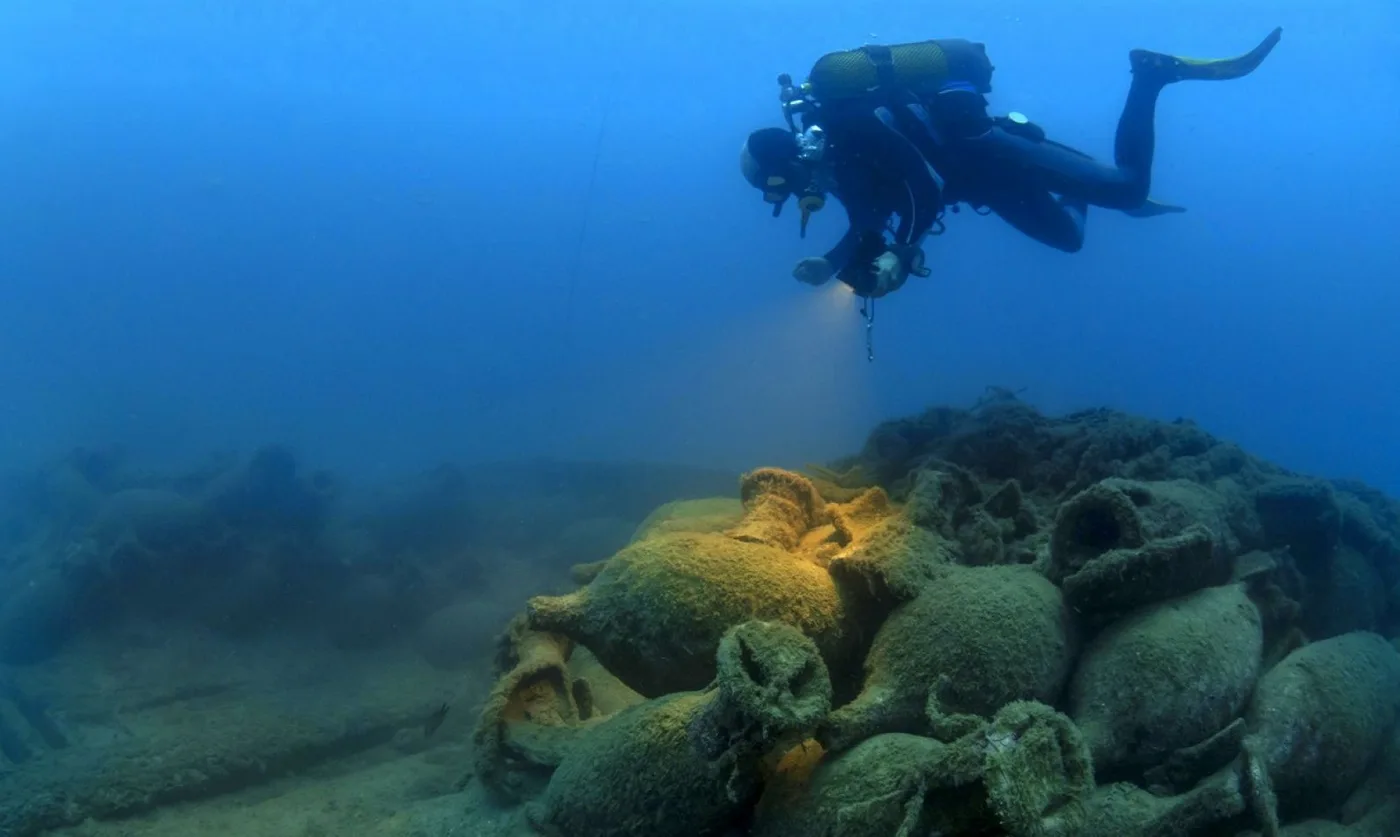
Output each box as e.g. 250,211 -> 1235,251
793,256 -> 835,286
870,251 -> 910,298
890,244 -> 931,279
866,245 -> 931,298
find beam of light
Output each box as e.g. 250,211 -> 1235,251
545,278 -> 884,472
646,282 -> 880,470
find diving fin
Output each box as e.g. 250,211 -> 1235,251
1122,198 -> 1187,218
1131,27 -> 1282,84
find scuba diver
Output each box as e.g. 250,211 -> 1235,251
739,28 -> 1283,302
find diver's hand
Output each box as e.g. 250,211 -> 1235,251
894,245 -> 931,278
870,251 -> 910,297
793,257 -> 835,286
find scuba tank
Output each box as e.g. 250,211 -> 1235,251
777,39 -> 995,131
806,39 -> 995,105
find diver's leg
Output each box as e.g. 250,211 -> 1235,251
961,128 -> 1143,209
954,28 -> 1283,210
982,184 -> 1087,254
1112,27 -> 1284,202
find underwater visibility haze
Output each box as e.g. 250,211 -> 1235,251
0,1 -> 1398,836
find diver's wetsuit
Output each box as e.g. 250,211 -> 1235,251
816,109 -> 946,289
872,27 -> 1282,253
967,72 -> 1166,210
946,146 -> 1092,253
796,27 -> 1281,266
874,71 -> 1167,254
810,67 -> 1171,262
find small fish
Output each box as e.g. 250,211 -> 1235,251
424,702 -> 450,737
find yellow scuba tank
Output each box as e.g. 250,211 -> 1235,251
805,39 -> 995,104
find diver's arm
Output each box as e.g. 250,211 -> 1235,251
879,123 -> 945,246
898,164 -> 945,245
821,225 -> 864,272
821,182 -> 887,272
808,200 -> 888,295
864,124 -> 942,290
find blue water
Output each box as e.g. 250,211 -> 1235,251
1,0 -> 1396,488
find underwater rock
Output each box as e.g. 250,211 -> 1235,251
753,700 -> 1093,837
819,563 -> 1075,753
522,620 -> 832,837
1049,478 -> 1235,620
1068,582 -> 1264,777
525,469 -> 864,698
1243,631 -> 1400,825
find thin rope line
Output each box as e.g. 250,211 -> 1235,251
548,101 -> 609,451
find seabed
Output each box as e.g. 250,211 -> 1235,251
2,396 -> 1399,837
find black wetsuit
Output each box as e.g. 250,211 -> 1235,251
808,109 -> 946,292
804,78 -> 1159,273
881,70 -> 1171,253
806,55 -> 1178,258
783,28 -> 1279,269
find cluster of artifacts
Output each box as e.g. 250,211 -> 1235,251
470,398 -> 1400,837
